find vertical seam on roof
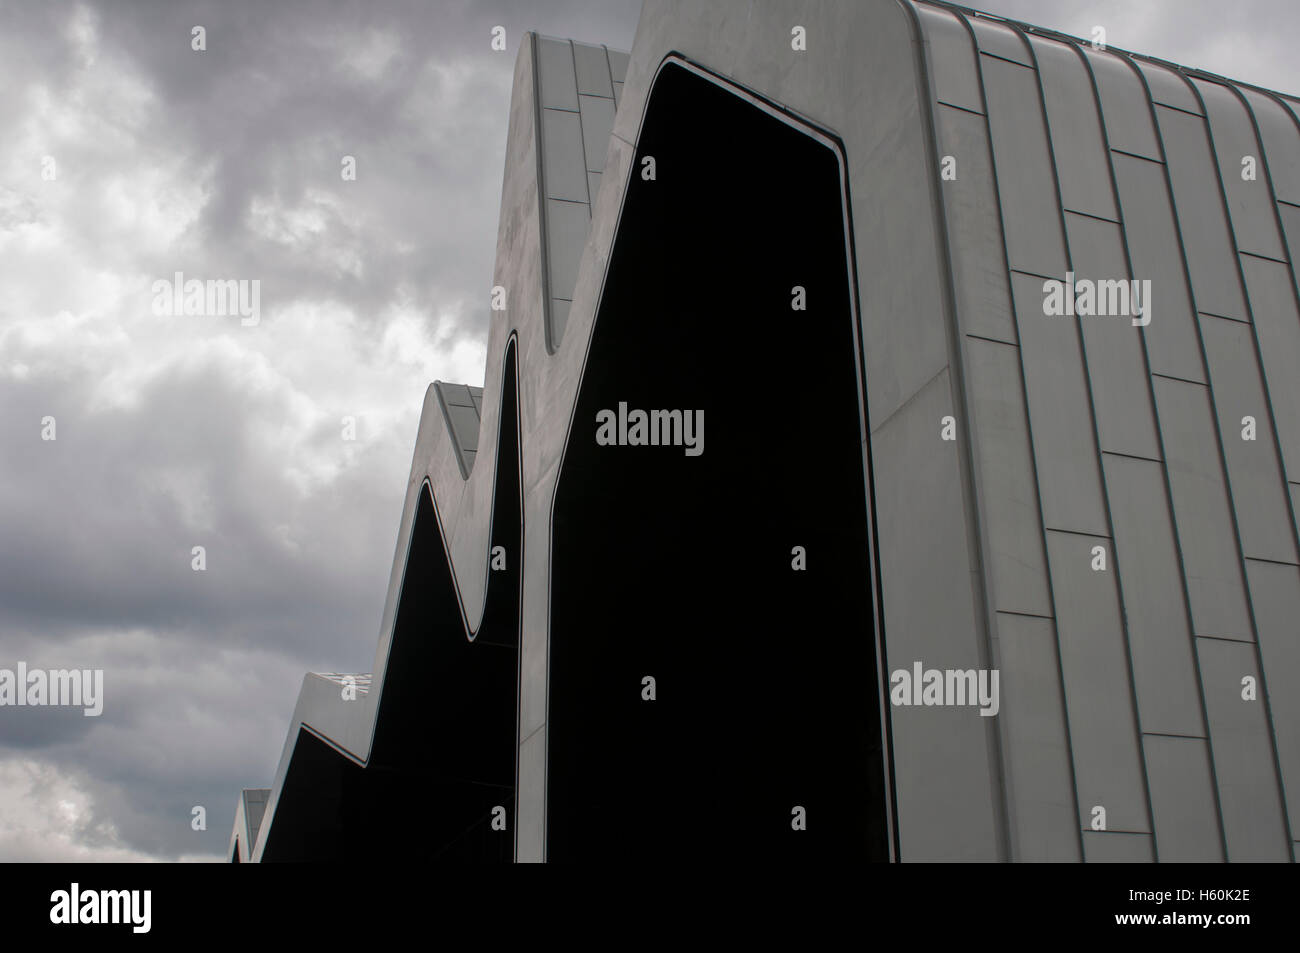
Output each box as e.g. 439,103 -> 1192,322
1121,52 -> 1240,861
1068,39 -> 1180,861
995,17 -> 1093,863
1196,75 -> 1300,859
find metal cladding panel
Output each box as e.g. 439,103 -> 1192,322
1154,103 -> 1250,320
964,337 -> 1051,616
1199,314 -> 1299,564
1043,530 -> 1149,836
1009,273 -> 1108,536
993,612 -> 1080,861
606,48 -> 629,84
1082,831 -> 1155,862
934,104 -> 1016,344
1030,36 -> 1116,221
1244,559 -> 1300,836
873,371 -> 1002,861
1243,88 -> 1300,204
541,108 -> 589,202
1136,61 -> 1202,115
1195,79 -> 1287,261
544,197 -> 589,302
1294,483 -> 1300,542
1281,201 -> 1300,263
1064,212 -> 1162,460
572,41 -> 613,97
1196,638 -> 1292,860
549,298 -> 571,343
1110,152 -> 1206,383
915,4 -> 983,113
443,402 -> 480,453
1080,48 -> 1162,161
966,15 -> 1031,67
1100,453 -> 1206,737
1151,377 -> 1254,641
979,54 -> 1067,278
1142,735 -> 1224,862
535,37 -> 579,111
1239,253 -> 1300,477
578,95 -> 616,172
439,381 -> 474,408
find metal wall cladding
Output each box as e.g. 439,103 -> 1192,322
994,611 -> 1080,861
913,0 -> 1300,862
533,36 -> 622,347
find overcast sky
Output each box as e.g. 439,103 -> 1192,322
0,0 -> 1296,862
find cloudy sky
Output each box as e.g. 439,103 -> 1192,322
0,0 -> 1296,862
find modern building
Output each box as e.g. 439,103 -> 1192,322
232,0 -> 1300,862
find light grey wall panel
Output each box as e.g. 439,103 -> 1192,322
606,48 -> 628,84
872,369 -> 1003,860
1196,637 -> 1291,860
578,94 -> 616,173
1294,483 -> 1300,541
965,15 -> 1031,67
1101,453 -> 1205,737
994,612 -> 1080,861
1142,734 -> 1224,861
1155,104 -> 1249,320
541,108 -> 590,202
1136,61 -> 1201,115
586,172 -> 601,207
1044,530 -> 1149,836
1151,376 -> 1253,640
1030,37 -> 1116,220
612,82 -> 623,109
1239,254 -> 1300,476
981,55 -> 1068,278
544,198 -> 590,302
1199,314 -> 1298,564
1241,89 -> 1300,206
549,298 -> 571,344
535,37 -> 579,111
1081,48 -> 1161,160
572,42 -> 613,97
444,402 -> 479,452
1010,273 -> 1108,536
915,4 -> 983,113
935,104 -> 1016,343
1110,152 -> 1206,382
1065,212 -> 1161,460
965,338 -> 1051,616
1083,830 -> 1154,862
1280,202 -> 1300,263
1244,558 -> 1300,837
1195,79 -> 1287,261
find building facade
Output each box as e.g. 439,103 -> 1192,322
232,1 -> 1300,862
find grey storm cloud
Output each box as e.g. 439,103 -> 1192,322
0,0 -> 1295,862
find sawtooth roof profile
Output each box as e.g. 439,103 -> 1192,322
232,1 -> 1300,862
